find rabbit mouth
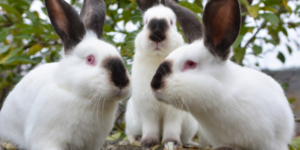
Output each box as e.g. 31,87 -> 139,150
114,88 -> 122,96
154,42 -> 162,50
154,91 -> 167,103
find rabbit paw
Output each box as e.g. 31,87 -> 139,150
140,135 -> 160,150
214,145 -> 238,150
182,141 -> 200,149
162,138 -> 181,150
128,135 -> 142,146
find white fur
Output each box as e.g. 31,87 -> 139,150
0,33 -> 131,150
154,40 -> 295,150
125,4 -> 198,149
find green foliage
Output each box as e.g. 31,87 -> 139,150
0,0 -> 300,107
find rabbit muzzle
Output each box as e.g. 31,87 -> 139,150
148,18 -> 168,43
103,57 -> 129,90
151,60 -> 172,91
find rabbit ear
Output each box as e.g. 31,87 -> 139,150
80,0 -> 106,39
202,0 -> 241,60
161,0 -> 178,5
136,0 -> 159,14
45,0 -> 86,54
163,0 -> 202,43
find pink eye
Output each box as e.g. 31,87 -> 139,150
183,60 -> 197,71
86,55 -> 96,66
170,20 -> 173,25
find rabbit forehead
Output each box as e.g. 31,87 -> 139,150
144,5 -> 176,21
167,40 -> 209,63
74,36 -> 120,59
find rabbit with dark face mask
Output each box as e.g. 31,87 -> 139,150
125,0 -> 198,150
150,0 -> 295,150
0,0 -> 131,149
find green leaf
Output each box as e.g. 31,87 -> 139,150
282,83 -> 289,91
232,35 -> 243,48
248,4 -> 259,18
14,34 -> 34,39
277,52 -> 285,63
260,13 -> 280,26
26,11 -> 39,27
287,44 -> 292,55
27,44 -> 44,55
106,132 -> 121,141
253,45 -> 262,55
295,5 -> 300,13
4,55 -> 42,65
289,145 -> 296,150
0,45 -> 10,54
234,47 -> 246,64
0,32 -> 9,42
0,3 -> 22,20
290,137 -> 300,149
288,98 -> 296,104
283,0 -> 292,13
180,1 -> 203,13
10,47 -> 23,56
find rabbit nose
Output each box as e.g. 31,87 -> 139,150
151,60 -> 172,90
103,57 -> 129,89
150,29 -> 166,42
148,18 -> 168,42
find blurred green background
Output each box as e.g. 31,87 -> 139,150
1,0 -> 300,148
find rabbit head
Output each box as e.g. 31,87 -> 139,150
45,0 -> 131,101
134,0 -> 184,58
150,0 -> 241,108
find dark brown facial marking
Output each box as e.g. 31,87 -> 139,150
103,57 -> 129,88
148,19 -> 169,42
151,60 -> 172,90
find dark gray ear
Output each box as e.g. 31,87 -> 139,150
202,0 -> 241,60
161,0 -> 178,5
163,0 -> 202,43
136,0 -> 159,14
80,0 -> 106,39
45,0 -> 86,54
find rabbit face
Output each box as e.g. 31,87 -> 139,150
150,40 -> 224,109
44,0 -> 131,102
55,34 -> 131,101
151,0 -> 241,108
135,5 -> 184,57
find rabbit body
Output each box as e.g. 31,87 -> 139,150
0,0 -> 131,149
125,4 -> 198,149
0,37 -> 130,150
161,41 -> 294,150
151,0 -> 295,149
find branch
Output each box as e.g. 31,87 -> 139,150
114,110 -> 125,131
243,20 -> 267,48
243,6 -> 285,49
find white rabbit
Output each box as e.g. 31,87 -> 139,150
0,0 -> 131,149
151,0 -> 295,150
125,0 -> 198,150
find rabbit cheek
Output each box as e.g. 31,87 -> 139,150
151,60 -> 172,91
103,57 -> 129,91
